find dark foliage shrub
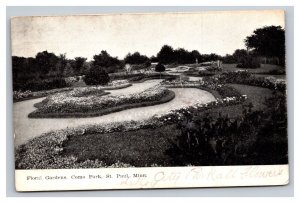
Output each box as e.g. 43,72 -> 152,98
14,77 -> 68,92
155,63 -> 166,73
84,65 -> 110,86
144,61 -> 151,68
185,70 -> 215,77
236,56 -> 261,69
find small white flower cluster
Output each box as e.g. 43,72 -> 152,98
107,80 -> 129,86
13,90 -> 33,99
65,76 -> 78,85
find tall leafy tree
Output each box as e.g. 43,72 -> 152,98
92,51 -> 120,68
35,51 -> 59,74
245,26 -> 285,65
232,49 -> 248,63
56,54 -> 67,74
124,52 -> 149,64
157,45 -> 175,64
174,48 -> 194,64
72,57 -> 87,75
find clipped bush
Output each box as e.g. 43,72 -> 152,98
155,63 -> 166,73
84,65 -> 110,86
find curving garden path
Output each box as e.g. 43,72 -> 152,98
13,79 -> 216,147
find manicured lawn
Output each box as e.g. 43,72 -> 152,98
195,84 -> 274,119
62,124 -> 180,167
228,84 -> 274,110
222,63 -> 284,73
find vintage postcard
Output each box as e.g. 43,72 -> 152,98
12,10 -> 289,191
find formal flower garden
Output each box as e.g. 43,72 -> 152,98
14,68 -> 288,169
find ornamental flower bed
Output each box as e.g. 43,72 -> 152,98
28,84 -> 173,118
13,80 -> 131,102
162,78 -> 223,90
13,87 -> 74,102
107,79 -> 128,86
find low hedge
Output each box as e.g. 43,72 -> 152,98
185,70 -> 216,77
14,77 -> 68,92
110,72 -> 178,82
218,71 -> 286,92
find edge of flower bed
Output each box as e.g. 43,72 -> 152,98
28,90 -> 175,118
33,91 -> 111,109
13,87 -> 74,103
13,83 -> 132,103
99,83 -> 132,90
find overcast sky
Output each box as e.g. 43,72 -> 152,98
11,10 -> 285,60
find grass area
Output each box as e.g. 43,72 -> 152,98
195,84 -> 274,119
255,74 -> 286,79
228,84 -> 274,110
62,124 -> 180,167
222,63 -> 284,73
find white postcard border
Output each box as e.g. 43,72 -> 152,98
15,164 -> 289,191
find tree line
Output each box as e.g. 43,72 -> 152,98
12,25 -> 285,91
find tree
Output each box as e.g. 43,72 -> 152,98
72,57 -> 87,75
201,53 -> 222,62
232,49 -> 248,63
191,50 -> 201,63
222,54 -> 236,64
84,65 -> 110,86
35,51 -> 59,74
92,50 -> 121,73
236,55 -> 261,69
245,26 -> 285,65
150,55 -> 158,63
174,48 -> 194,64
56,54 -> 67,74
157,45 -> 175,64
63,62 -> 74,77
124,52 -> 149,64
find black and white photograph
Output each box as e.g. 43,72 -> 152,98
11,10 -> 289,191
